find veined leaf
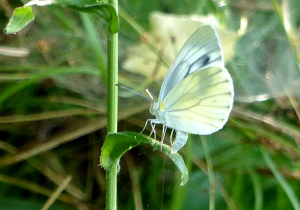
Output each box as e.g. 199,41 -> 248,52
100,132 -> 189,186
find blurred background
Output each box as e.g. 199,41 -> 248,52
1,0 -> 300,209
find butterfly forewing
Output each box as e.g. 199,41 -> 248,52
158,25 -> 224,106
161,66 -> 234,135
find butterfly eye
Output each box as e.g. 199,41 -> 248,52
149,102 -> 159,116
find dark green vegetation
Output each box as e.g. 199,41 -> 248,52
1,0 -> 300,209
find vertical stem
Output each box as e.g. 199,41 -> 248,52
106,0 -> 118,210
106,163 -> 118,210
201,136 -> 215,210
107,13 -> 118,133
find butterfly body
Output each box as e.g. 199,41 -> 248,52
147,25 -> 234,152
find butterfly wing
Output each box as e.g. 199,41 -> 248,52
161,66 -> 234,135
158,25 -> 224,106
172,131 -> 188,153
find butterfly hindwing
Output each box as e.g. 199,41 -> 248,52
161,66 -> 234,135
172,131 -> 188,153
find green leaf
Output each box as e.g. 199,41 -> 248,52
4,1 -> 119,34
4,6 -> 34,34
68,4 -> 119,33
100,132 -> 189,186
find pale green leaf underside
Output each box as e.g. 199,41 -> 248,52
100,132 -> 189,186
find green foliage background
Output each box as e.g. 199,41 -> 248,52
1,0 -> 300,209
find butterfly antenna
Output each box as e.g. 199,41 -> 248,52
116,84 -> 153,103
146,89 -> 154,101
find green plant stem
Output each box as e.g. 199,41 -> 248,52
107,28 -> 118,133
106,0 -> 118,209
106,163 -> 118,210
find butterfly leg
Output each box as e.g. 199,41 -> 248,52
144,119 -> 162,140
141,119 -> 150,134
170,129 -> 175,147
141,119 -> 157,140
161,125 -> 167,143
160,125 -> 168,149
150,121 -> 157,139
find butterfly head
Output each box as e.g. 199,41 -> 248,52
150,102 -> 166,124
149,102 -> 158,116
147,89 -> 160,117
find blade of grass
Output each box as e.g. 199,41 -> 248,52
41,176 -> 72,210
125,154 -> 143,210
118,7 -> 169,68
192,156 -> 237,210
230,117 -> 300,156
0,66 -> 99,106
260,146 -> 300,210
0,103 -> 149,168
270,0 -> 300,74
0,109 -> 100,123
0,174 -> 74,204
0,73 -> 33,80
0,140 -> 86,200
284,88 -> 300,121
201,136 -> 216,210
47,96 -> 107,112
170,136 -> 193,210
0,65 -> 97,72
248,168 -> 263,210
0,119 -> 105,168
232,106 -> 300,139
80,12 -> 107,83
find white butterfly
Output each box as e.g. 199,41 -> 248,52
146,25 -> 234,153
